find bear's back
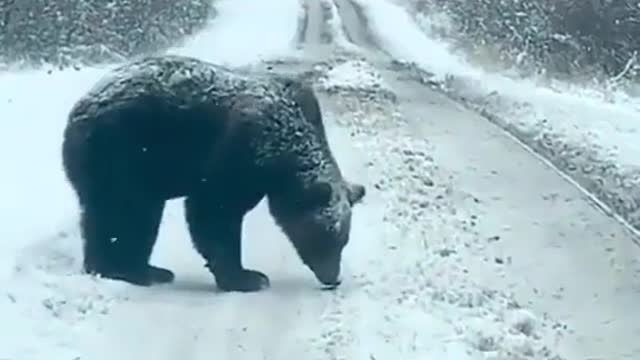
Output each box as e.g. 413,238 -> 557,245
63,55 -> 337,200
69,55 -> 299,123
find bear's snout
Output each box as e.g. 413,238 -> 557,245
317,270 -> 341,288
307,252 -> 342,289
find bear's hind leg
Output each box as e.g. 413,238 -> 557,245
184,196 -> 270,292
80,195 -> 174,286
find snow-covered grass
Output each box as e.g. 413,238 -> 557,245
356,0 -> 640,234
315,59 -> 565,359
317,58 -> 390,92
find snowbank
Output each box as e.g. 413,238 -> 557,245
356,0 -> 640,236
0,0 -> 213,68
169,0 -> 303,66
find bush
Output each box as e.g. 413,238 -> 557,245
0,0 -> 215,69
411,0 -> 640,85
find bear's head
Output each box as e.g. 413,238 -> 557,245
268,179 -> 366,289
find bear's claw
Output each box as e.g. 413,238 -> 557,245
148,265 -> 176,284
86,264 -> 175,286
214,269 -> 271,292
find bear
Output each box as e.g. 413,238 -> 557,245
61,54 -> 366,292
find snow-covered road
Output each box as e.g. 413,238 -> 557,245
1,0 -> 639,359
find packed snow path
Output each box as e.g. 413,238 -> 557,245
1,0 -> 639,359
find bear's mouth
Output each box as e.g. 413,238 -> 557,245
307,253 -> 342,289
320,278 -> 342,291
312,267 -> 342,289
319,279 -> 342,291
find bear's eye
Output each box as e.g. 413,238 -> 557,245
337,215 -> 351,246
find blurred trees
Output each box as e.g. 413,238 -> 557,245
0,0 -> 215,68
412,0 -> 640,84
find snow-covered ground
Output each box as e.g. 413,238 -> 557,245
359,0 -> 640,235
315,60 -> 568,359
168,0 -> 302,66
1,0 -> 639,359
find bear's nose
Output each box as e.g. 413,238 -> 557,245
308,251 -> 342,289
314,264 -> 342,289
320,277 -> 342,290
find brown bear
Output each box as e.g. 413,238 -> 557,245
61,55 -> 366,292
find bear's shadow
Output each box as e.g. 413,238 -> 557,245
161,275 -> 325,294
149,274 -> 357,300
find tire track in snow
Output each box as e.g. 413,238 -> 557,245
294,0 -> 333,50
294,0 -> 310,46
331,0 -> 379,52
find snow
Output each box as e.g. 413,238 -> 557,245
0,0 -> 626,358
317,59 -> 390,92
355,0 -> 640,230
350,0 -> 473,83
0,67 -> 109,282
168,0 -> 303,66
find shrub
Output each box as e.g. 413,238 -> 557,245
411,0 -> 640,86
0,0 -> 215,69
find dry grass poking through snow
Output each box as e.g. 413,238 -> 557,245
407,0 -> 640,88
313,57 -> 568,360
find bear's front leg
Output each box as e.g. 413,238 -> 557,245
184,195 -> 270,292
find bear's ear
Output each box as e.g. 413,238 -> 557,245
347,182 -> 366,206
